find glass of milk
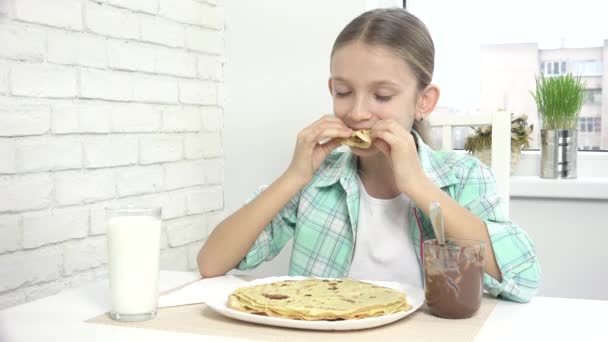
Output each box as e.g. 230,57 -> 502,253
106,206 -> 162,322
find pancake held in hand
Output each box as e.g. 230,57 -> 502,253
342,130 -> 372,149
227,278 -> 411,321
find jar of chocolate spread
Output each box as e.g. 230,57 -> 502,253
423,239 -> 485,319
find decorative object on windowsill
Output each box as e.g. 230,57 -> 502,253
531,73 -> 586,179
464,113 -> 533,175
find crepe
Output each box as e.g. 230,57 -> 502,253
227,278 -> 411,321
342,130 -> 372,149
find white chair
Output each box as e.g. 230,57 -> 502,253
430,112 -> 511,214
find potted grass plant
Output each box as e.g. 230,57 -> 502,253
464,113 -> 533,175
531,73 -> 586,179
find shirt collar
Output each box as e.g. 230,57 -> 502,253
313,131 -> 458,190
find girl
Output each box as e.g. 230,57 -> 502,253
198,8 -> 541,303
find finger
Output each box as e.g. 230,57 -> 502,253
373,139 -> 392,159
314,127 -> 353,141
318,137 -> 344,154
373,130 -> 402,148
311,123 -> 352,140
302,114 -> 337,131
318,115 -> 351,129
298,127 -> 349,147
371,119 -> 407,138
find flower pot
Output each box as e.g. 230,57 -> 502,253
540,129 -> 577,179
472,147 -> 522,175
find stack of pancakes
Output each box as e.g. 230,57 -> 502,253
227,278 -> 410,321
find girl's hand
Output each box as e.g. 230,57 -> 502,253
370,119 -> 430,196
285,115 -> 352,186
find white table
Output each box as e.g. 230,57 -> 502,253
1,271 -> 606,341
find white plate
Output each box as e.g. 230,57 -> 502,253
205,276 -> 424,331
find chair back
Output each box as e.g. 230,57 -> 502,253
430,112 -> 511,214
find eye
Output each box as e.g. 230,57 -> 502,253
375,94 -> 393,102
336,91 -> 352,98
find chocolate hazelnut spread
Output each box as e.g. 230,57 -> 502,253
423,239 -> 485,319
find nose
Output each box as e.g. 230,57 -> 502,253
348,95 -> 372,121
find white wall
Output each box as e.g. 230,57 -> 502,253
0,0 -> 224,310
511,197 -> 608,300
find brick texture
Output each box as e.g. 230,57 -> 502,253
0,0 -> 225,311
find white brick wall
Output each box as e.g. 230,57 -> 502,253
165,214 -> 206,247
116,165 -> 163,196
155,47 -> 197,78
62,236 -> 107,275
179,79 -> 217,105
107,40 -> 155,73
55,169 -> 116,205
197,54 -> 223,81
140,15 -> 184,48
48,31 -> 107,68
185,26 -> 223,54
85,2 -> 139,40
0,173 -> 53,212
0,62 -> 9,94
0,25 -> 46,62
80,69 -> 133,101
22,207 -> 89,248
83,135 -> 138,168
15,136 -> 82,172
165,160 -> 205,189
0,103 -> 51,136
111,103 -> 163,133
15,0 -> 83,30
11,63 -> 78,98
0,138 -> 17,173
105,0 -> 158,15
0,0 -> 225,310
163,106 -> 202,132
139,134 -> 184,164
0,215 -> 20,254
0,246 -> 63,292
133,74 -> 179,103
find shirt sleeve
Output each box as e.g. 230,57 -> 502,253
235,185 -> 298,271
457,163 -> 542,303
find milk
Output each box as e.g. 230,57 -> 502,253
107,215 -> 161,318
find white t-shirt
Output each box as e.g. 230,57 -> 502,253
348,176 -> 423,288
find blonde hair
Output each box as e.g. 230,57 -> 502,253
331,8 -> 434,145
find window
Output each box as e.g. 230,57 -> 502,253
585,89 -> 602,104
408,0 -> 608,152
553,61 -> 559,75
572,60 -> 603,76
587,118 -> 594,132
541,60 -> 568,76
579,117 -> 601,133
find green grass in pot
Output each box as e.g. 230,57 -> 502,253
530,73 -> 586,130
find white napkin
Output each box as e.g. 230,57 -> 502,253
158,275 -> 248,308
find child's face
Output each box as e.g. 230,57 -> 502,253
330,42 -> 420,155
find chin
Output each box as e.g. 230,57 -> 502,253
348,145 -> 380,157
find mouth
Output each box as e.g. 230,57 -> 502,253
342,129 -> 372,149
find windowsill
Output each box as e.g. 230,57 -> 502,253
511,176 -> 608,200
510,150 -> 608,200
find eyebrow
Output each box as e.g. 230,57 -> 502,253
332,76 -> 400,88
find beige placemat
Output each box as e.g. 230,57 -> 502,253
87,292 -> 498,342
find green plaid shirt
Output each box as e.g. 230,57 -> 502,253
237,134 -> 541,303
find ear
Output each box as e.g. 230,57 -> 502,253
328,77 -> 334,96
415,84 -> 440,120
